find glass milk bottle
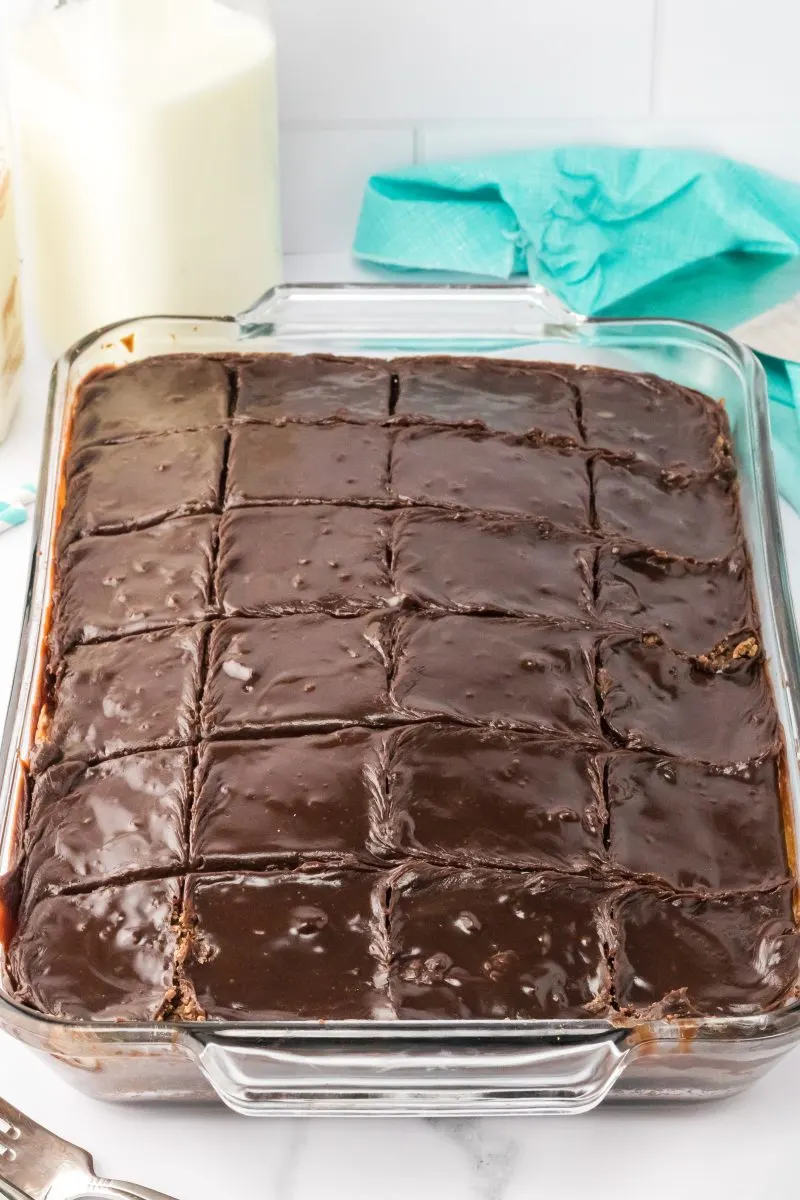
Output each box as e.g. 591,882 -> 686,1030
7,0 -> 281,357
0,129 -> 24,439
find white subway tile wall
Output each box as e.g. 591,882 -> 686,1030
281,128 -> 415,255
654,0 -> 800,118
275,0 -> 800,255
419,121 -> 800,182
271,0 -> 655,122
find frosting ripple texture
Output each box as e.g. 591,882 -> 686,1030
10,353 -> 796,1024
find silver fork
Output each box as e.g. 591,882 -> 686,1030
0,1096 -> 179,1200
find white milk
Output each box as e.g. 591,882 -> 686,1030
9,0 -> 281,357
0,139 -> 24,440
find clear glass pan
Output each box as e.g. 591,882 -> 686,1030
0,283 -> 799,1116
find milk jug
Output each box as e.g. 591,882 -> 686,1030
7,0 -> 281,357
0,135 -> 23,439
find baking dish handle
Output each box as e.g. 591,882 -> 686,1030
179,1026 -> 636,1116
235,281 -> 584,340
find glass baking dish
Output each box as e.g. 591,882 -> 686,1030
0,283 -> 799,1116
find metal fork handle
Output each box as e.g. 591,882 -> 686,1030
87,1179 -> 179,1200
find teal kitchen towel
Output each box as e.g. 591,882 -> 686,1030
355,146 -> 800,508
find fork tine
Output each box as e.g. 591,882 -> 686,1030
0,1105 -> 20,1143
0,1095 -> 94,1200
0,1096 -> 24,1135
0,1096 -> 180,1200
0,1095 -> 77,1156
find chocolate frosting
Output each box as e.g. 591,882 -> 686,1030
39,625 -> 205,765
10,879 -> 181,1021
184,871 -> 391,1020
217,504 -> 393,616
55,514 -> 216,653
381,724 -> 605,871
10,352 -> 793,1026
599,637 -> 778,765
388,868 -> 610,1019
577,367 -> 728,471
594,460 -> 740,560
614,886 -> 800,1017
595,548 -> 753,654
227,423 -> 391,506
392,356 -> 579,439
393,616 -> 601,736
606,752 -> 790,891
191,731 -> 382,867
393,508 -> 594,619
71,356 -> 229,450
392,428 -> 592,526
236,353 -> 391,422
60,429 -> 226,546
24,749 -> 189,902
202,615 -> 390,735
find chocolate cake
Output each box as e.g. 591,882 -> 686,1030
10,352 -> 796,1024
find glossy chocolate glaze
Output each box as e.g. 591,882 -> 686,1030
393,616 -> 601,736
37,625 -> 205,767
54,514 -> 216,653
71,356 -> 229,450
24,750 -> 190,902
393,508 -> 594,619
577,367 -> 729,471
594,460 -> 740,560
614,886 -> 800,1016
60,429 -> 226,546
392,428 -> 592,526
595,548 -> 753,654
388,869 -> 611,1019
606,752 -> 790,891
201,614 -> 390,735
10,879 -> 182,1021
236,353 -> 391,422
10,352 -> 793,1025
191,731 -> 383,867
598,637 -> 778,765
226,423 -> 391,507
392,356 -> 580,439
217,504 -> 393,616
381,724 -> 605,871
183,871 -> 391,1020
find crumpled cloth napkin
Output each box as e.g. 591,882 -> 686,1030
354,146 -> 800,510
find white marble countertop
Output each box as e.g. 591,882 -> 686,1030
0,253 -> 798,1199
